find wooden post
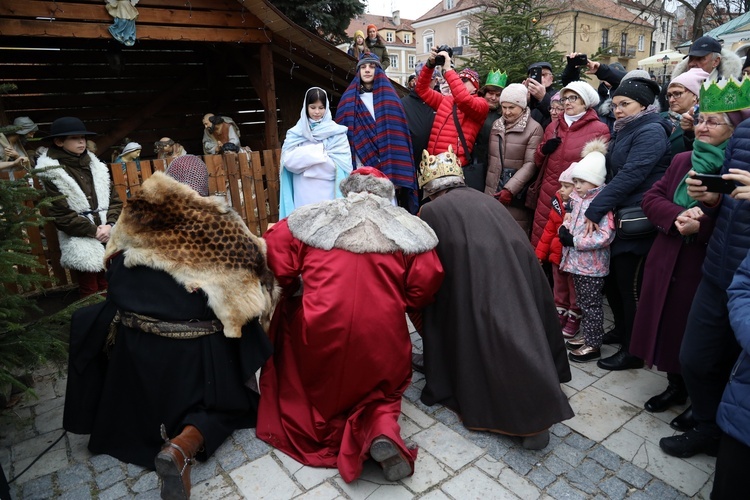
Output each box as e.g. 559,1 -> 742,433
259,44 -> 280,150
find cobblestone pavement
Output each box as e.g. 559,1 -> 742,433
1,314 -> 715,499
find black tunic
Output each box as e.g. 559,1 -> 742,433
419,187 -> 573,435
63,254 -> 273,468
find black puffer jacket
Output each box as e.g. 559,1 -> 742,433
585,111 -> 672,256
702,119 -> 750,289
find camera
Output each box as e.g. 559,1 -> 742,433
570,53 -> 588,66
434,45 -> 453,66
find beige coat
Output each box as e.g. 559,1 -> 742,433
484,108 -> 543,235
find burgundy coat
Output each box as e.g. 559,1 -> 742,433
630,152 -> 715,372
531,110 -> 610,247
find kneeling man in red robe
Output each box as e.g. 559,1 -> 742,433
257,167 -> 444,482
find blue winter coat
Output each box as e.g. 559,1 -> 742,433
585,111 -> 672,256
701,119 -> 750,290
718,250 -> 750,446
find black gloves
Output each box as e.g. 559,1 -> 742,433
558,226 -> 574,247
541,137 -> 562,155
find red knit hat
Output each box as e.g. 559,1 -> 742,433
366,24 -> 377,33
352,166 -> 388,179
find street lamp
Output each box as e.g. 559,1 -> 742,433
661,55 -> 670,84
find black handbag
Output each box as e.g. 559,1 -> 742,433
452,105 -> 486,191
614,206 -> 656,240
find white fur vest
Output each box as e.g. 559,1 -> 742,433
36,152 -> 111,273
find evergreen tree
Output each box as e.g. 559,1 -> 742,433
0,171 -> 101,399
269,0 -> 365,43
466,0 -> 565,85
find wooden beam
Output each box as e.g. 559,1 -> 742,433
0,19 -> 269,43
259,44 -> 279,149
0,1 -> 265,29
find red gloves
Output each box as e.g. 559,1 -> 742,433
494,189 -> 513,205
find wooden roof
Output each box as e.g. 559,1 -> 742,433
0,0 -> 366,156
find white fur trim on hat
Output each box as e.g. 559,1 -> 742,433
500,83 -> 528,109
561,81 -> 600,109
121,142 -> 142,155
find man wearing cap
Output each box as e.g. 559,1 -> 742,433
416,147 -> 573,450
365,24 -> 390,71
671,36 -> 742,83
336,53 -> 418,212
257,167 -> 443,482
415,45 -> 489,185
0,116 -> 38,178
470,70 -> 507,190
36,117 -> 123,297
526,62 -> 558,130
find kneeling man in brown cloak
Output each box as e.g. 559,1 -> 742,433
417,147 -> 574,449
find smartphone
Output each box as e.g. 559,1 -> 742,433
693,104 -> 700,126
693,173 -> 736,194
571,54 -> 588,66
529,67 -> 542,84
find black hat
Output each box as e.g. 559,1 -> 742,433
47,117 -> 96,138
611,77 -> 660,107
528,62 -> 552,73
686,36 -> 722,58
408,74 -> 417,83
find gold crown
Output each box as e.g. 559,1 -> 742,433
418,146 -> 464,188
700,77 -> 750,113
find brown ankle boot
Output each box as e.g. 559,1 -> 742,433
155,424 -> 204,500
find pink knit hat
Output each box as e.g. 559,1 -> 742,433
559,164 -> 576,184
669,68 -> 710,97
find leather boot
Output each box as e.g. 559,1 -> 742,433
370,435 -> 411,481
155,424 -> 204,500
644,384 -> 688,413
670,405 -> 696,432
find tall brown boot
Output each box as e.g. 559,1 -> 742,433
155,424 -> 204,500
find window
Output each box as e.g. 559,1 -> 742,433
620,32 -> 628,57
638,34 -> 645,51
541,24 -> 554,38
651,41 -> 656,56
457,21 -> 470,47
423,30 -> 434,53
445,0 -> 454,9
386,32 -> 393,43
660,42 -> 665,51
601,29 -> 609,50
408,55 -> 415,69
390,55 -> 398,69
662,21 -> 666,33
403,33 -> 411,44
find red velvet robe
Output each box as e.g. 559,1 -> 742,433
257,219 -> 444,482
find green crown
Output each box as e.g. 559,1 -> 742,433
485,70 -> 508,88
700,77 -> 750,113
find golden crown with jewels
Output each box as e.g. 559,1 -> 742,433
418,146 -> 464,188
699,77 -> 750,113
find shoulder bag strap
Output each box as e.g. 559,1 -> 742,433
452,104 -> 471,161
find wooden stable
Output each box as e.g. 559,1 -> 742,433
0,0 -> 365,157
6,151 -> 280,293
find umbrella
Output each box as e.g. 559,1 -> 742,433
638,50 -> 684,68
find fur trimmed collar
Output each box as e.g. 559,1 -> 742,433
105,172 -> 277,338
287,192 -> 438,254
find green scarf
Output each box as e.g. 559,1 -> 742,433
673,139 -> 728,208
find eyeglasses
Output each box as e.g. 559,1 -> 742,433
695,118 -> 729,129
666,91 -> 685,100
562,95 -> 579,103
612,100 -> 636,110
550,106 -> 564,113
541,72 -> 553,78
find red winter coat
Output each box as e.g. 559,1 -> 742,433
531,110 -> 610,247
535,192 -> 565,265
416,65 -> 489,165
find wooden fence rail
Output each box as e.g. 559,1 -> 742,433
5,150 -> 280,293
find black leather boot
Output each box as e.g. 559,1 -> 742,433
645,384 -> 688,412
670,405 -> 695,432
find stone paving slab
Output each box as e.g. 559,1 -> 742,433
1,319 -> 715,499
